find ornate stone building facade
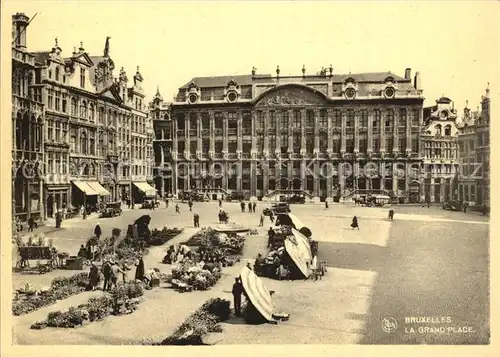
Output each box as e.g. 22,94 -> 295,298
154,67 -> 425,202
420,97 -> 460,203
12,13 -> 45,222
456,86 -> 490,206
30,34 -> 153,218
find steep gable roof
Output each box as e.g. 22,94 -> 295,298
31,51 -> 51,66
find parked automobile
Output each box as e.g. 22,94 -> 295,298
271,202 -> 291,213
442,200 -> 463,211
141,199 -> 160,209
287,194 -> 306,204
100,201 -> 122,217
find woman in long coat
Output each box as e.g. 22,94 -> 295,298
88,261 -> 100,291
94,224 -> 102,240
135,257 -> 145,281
351,216 -> 360,230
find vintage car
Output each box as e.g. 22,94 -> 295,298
287,194 -> 306,204
365,195 -> 390,207
271,202 -> 291,213
442,200 -> 463,211
141,199 -> 160,209
100,201 -> 122,217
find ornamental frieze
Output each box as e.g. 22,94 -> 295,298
257,87 -> 327,107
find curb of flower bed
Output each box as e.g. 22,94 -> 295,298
30,281 -> 145,330
13,272 -> 89,316
150,298 -> 231,345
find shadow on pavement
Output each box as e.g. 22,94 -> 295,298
318,242 -> 387,272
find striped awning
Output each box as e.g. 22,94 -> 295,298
72,181 -> 98,196
291,229 -> 313,263
133,182 -> 156,197
285,237 -> 310,279
239,266 -> 274,322
87,181 -> 110,196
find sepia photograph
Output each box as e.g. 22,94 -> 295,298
1,0 -> 498,355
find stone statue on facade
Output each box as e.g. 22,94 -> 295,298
104,36 -> 111,57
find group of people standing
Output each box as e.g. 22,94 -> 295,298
240,201 -> 257,213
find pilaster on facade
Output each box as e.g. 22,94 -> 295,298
287,110 -> 293,152
406,108 -> 412,153
275,110 -> 281,155
300,109 -> 306,155
209,111 -> 215,154
380,110 -> 386,153
197,112 -> 202,157
340,109 -> 347,153
263,110 -> 269,154
300,161 -> 306,190
313,109 -> 320,153
327,109 -> 333,152
237,110 -> 243,154
393,108 -> 399,154
223,112 -> 228,152
250,111 -> 257,154
354,109 -> 360,153
367,109 -> 374,154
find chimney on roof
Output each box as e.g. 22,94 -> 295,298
414,71 -> 422,90
405,68 -> 411,80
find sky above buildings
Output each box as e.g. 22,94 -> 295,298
4,1 -> 499,112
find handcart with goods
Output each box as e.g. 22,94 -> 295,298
16,246 -> 58,274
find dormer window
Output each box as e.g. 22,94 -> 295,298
80,68 -> 85,88
435,124 -> 442,136
55,67 -> 60,81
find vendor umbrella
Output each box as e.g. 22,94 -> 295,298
134,215 -> 151,226
240,266 -> 274,322
284,238 -> 310,279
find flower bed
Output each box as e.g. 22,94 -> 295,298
12,273 -> 89,316
170,261 -> 222,291
30,281 -> 144,329
149,227 -> 183,246
154,298 -> 231,345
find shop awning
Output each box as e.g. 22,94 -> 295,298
239,266 -> 274,322
133,182 -> 157,197
87,181 -> 111,196
276,213 -> 312,238
72,181 -> 98,196
285,238 -> 310,279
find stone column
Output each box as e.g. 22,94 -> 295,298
341,109 -> 347,152
393,109 -> 399,154
197,112 -> 202,154
236,162 -> 242,192
405,162 -> 410,203
380,110 -> 386,153
406,108 -> 412,152
327,109 -> 333,152
380,162 -> 386,190
185,113 -> 190,156
287,161 -> 293,187
301,160 -> 306,191
420,180 -> 426,203
223,112 -> 228,153
392,162 -> 398,193
275,111 -> 281,155
314,109 -> 320,152
251,111 -> 257,153
160,145 -> 165,166
263,110 -> 269,154
367,109 -> 374,153
430,177 -> 435,202
250,161 -> 257,198
263,162 -> 269,194
172,163 -> 178,194
172,119 -> 178,154
237,111 -> 243,153
354,109 -> 360,152
313,161 -> 320,198
223,162 -> 229,191
338,162 -> 345,199
288,110 -> 294,153
300,109 -> 306,155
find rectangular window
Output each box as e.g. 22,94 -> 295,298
47,120 -> 53,141
306,110 -> 314,127
215,112 -> 223,129
255,111 -> 263,129
412,139 -> 419,153
373,138 -> 380,152
256,137 -> 264,152
268,111 -> 276,129
319,109 -> 328,127
55,121 -> 61,141
319,133 -> 328,151
412,108 -> 420,126
360,110 -> 368,127
373,110 -> 381,130
48,89 -> 53,110
398,138 -> 406,151
190,113 -> 197,130
346,110 -> 354,128
62,94 -> 67,113
281,135 -> 289,153
281,111 -> 289,128
386,137 -> 394,152
293,133 -> 301,153
202,113 -> 210,129
268,135 -> 276,152
333,110 -> 341,127
293,111 -> 301,128
80,68 -> 85,88
55,91 -> 61,111
346,135 -> 354,153
386,109 -> 394,127
55,152 -> 60,174
359,138 -> 367,153
399,109 -> 407,127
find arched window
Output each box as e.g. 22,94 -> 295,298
83,163 -> 90,176
55,67 -> 60,81
80,100 -> 87,118
71,98 -> 78,116
80,131 -> 88,154
89,103 -> 95,121
444,125 -> 452,136
435,124 -> 442,136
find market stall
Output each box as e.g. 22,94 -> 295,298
275,213 -> 312,238
239,266 -> 275,323
213,223 -> 249,234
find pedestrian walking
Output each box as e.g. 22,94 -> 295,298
55,211 -> 62,228
259,214 -> 264,227
463,201 -> 468,213
193,213 -> 200,227
247,202 -> 252,213
94,224 -> 102,240
351,215 -> 360,230
252,202 -> 257,213
88,261 -> 100,291
165,198 -> 169,208
135,257 -> 145,282
188,200 -> 193,212
232,277 -> 244,316
110,261 -> 124,290
175,204 -> 180,214
102,260 -> 112,291
388,209 -> 394,221
218,199 -> 222,208
28,217 -> 35,232
240,201 -> 245,212
325,201 -> 329,209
